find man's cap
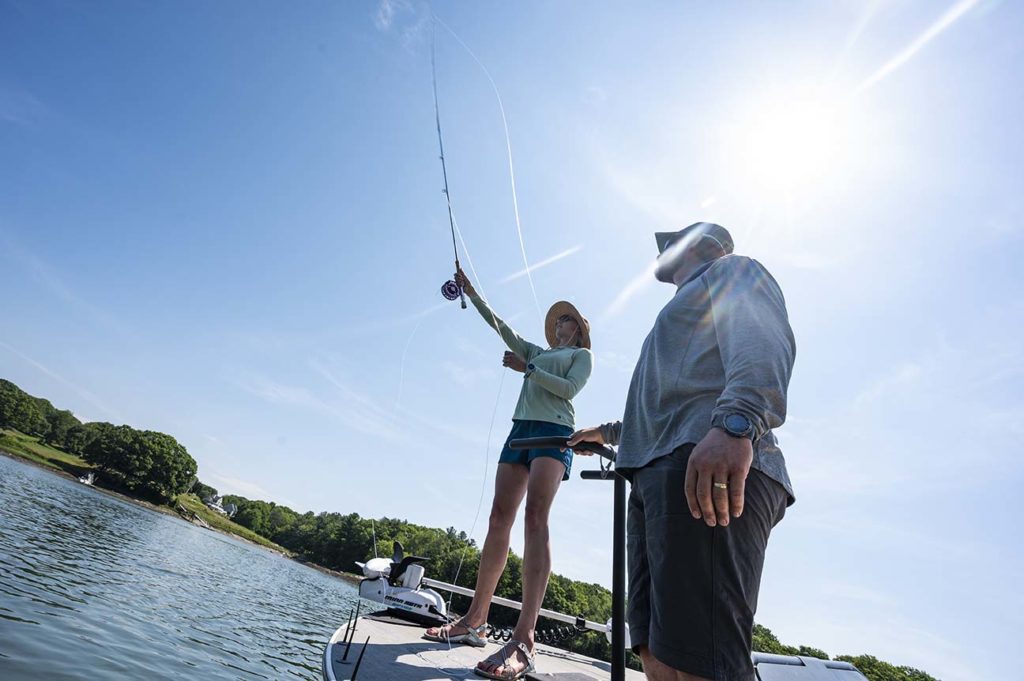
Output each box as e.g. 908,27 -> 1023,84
655,222 -> 734,255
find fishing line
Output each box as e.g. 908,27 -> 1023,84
443,368 -> 506,615
413,650 -> 477,679
393,314 -> 427,413
433,13 -> 544,325
436,209 -> 512,622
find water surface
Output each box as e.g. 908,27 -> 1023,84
0,454 -> 359,679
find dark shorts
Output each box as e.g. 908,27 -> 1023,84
627,444 -> 788,681
498,419 -> 574,481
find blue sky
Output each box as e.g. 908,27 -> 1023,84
2,1 -> 1021,678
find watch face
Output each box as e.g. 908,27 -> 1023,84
724,413 -> 751,435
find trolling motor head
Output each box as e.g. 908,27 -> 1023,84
353,541 -> 402,579
355,541 -> 449,625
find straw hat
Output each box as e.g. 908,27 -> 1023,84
545,301 -> 591,350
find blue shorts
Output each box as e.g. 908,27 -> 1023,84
498,419 -> 574,481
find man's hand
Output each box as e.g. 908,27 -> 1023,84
685,428 -> 753,527
502,351 -> 527,373
565,426 -> 605,455
454,267 -> 476,296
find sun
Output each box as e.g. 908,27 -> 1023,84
724,96 -> 853,199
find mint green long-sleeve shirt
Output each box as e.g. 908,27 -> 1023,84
468,292 -> 592,428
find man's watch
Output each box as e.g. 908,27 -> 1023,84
712,413 -> 755,440
524,363 -> 536,378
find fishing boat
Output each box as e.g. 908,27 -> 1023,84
321,437 -> 870,680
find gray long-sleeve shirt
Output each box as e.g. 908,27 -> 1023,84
605,255 -> 796,503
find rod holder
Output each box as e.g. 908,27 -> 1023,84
341,601 -> 362,662
350,636 -> 371,681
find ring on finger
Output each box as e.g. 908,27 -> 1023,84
713,482 -> 728,490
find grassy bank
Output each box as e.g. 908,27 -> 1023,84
174,492 -> 289,553
0,428 -> 92,476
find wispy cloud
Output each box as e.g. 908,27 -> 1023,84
230,301 -> 449,352
0,340 -> 121,421
853,0 -> 981,96
373,0 -> 411,31
852,361 -> 923,408
204,472 -> 278,503
236,371 -> 405,443
596,350 -> 638,375
498,245 -> 584,284
779,610 -> 979,681
819,580 -> 890,607
0,87 -> 51,127
823,0 -> 882,87
584,85 -> 607,104
441,360 -> 496,389
2,232 -> 135,339
308,358 -> 409,441
600,261 -> 657,321
237,351 -> 499,450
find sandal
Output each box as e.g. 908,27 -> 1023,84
423,619 -> 489,647
474,639 -> 536,680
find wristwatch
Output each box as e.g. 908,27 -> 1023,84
524,363 -> 536,378
712,413 -> 755,440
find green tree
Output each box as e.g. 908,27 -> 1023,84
42,409 -> 81,446
82,425 -> 196,501
0,380 -> 47,435
752,623 -> 799,655
229,497 -> 273,536
835,655 -> 939,681
267,504 -> 298,542
63,421 -> 112,455
192,481 -> 219,501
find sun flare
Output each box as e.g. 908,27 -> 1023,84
725,97 -> 852,198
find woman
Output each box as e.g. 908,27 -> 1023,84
424,267 -> 593,680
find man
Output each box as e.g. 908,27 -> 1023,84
569,222 -> 796,681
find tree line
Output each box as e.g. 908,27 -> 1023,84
0,379 -> 196,502
0,378 -> 938,679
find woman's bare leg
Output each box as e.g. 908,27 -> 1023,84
478,457 -> 564,674
513,457 -> 564,643
426,462 -> 529,635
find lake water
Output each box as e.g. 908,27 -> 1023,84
0,454 -> 360,679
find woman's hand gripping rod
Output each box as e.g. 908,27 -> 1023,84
507,437 -> 616,462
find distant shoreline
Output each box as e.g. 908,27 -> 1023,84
0,448 -> 363,586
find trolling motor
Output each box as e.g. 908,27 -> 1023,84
355,541 -> 449,626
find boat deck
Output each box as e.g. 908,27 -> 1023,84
324,612 -> 645,681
